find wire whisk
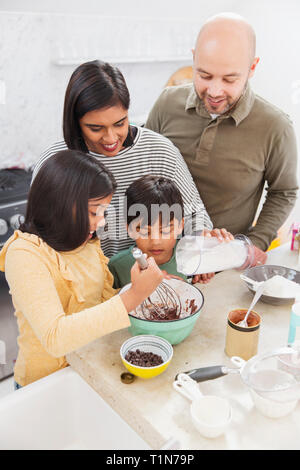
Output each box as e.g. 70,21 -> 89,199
141,281 -> 182,320
132,247 -> 182,321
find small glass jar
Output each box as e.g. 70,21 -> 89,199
176,234 -> 254,276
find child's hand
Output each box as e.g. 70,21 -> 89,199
120,257 -> 163,312
160,270 -> 183,281
192,273 -> 215,284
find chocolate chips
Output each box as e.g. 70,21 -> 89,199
125,349 -> 164,367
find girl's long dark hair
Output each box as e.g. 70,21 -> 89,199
63,60 -> 133,152
20,150 -> 117,251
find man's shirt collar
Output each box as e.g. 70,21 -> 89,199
185,82 -> 255,125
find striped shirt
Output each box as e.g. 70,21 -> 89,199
32,127 -> 212,258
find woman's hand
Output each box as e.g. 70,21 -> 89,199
120,257 -> 163,312
192,228 -> 234,284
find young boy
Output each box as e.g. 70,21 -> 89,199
108,175 -> 186,289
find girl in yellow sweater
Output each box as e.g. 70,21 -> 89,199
0,150 -> 163,387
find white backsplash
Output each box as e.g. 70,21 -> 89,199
0,12 -> 198,169
0,7 -> 299,237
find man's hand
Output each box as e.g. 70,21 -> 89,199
201,227 -> 234,242
250,245 -> 268,267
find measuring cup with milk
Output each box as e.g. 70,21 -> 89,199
176,234 -> 254,276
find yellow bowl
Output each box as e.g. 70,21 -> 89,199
120,335 -> 173,379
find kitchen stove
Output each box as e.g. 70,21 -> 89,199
0,168 -> 32,380
0,169 -> 32,247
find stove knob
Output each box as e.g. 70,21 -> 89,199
0,219 -> 8,235
10,214 -> 25,230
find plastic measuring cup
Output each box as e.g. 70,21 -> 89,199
173,373 -> 232,438
176,234 -> 254,276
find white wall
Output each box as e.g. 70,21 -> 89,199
229,0 -> 300,236
0,0 -> 237,169
0,0 -> 234,18
0,0 -> 299,236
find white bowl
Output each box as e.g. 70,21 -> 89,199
243,265 -> 300,305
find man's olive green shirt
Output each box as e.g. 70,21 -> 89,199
146,83 -> 298,250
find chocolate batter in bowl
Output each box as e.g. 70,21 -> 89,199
119,278 -> 204,345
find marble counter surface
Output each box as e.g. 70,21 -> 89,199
67,245 -> 300,450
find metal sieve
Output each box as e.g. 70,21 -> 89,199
177,346 -> 300,403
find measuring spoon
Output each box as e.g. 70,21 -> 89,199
237,282 -> 265,327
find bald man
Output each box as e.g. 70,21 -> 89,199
146,13 -> 298,262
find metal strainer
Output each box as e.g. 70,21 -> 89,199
131,247 -> 182,320
231,348 -> 300,403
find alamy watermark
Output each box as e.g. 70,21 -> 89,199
95,196 -> 205,240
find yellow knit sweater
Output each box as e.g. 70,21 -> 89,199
0,231 -> 130,386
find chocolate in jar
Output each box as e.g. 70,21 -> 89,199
228,309 -> 260,327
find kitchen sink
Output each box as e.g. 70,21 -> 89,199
0,367 -> 151,450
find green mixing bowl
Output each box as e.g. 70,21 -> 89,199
120,279 -> 204,345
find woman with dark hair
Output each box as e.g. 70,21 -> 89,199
0,150 -> 163,388
32,60 -> 213,259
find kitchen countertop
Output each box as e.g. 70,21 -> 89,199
67,244 -> 300,450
